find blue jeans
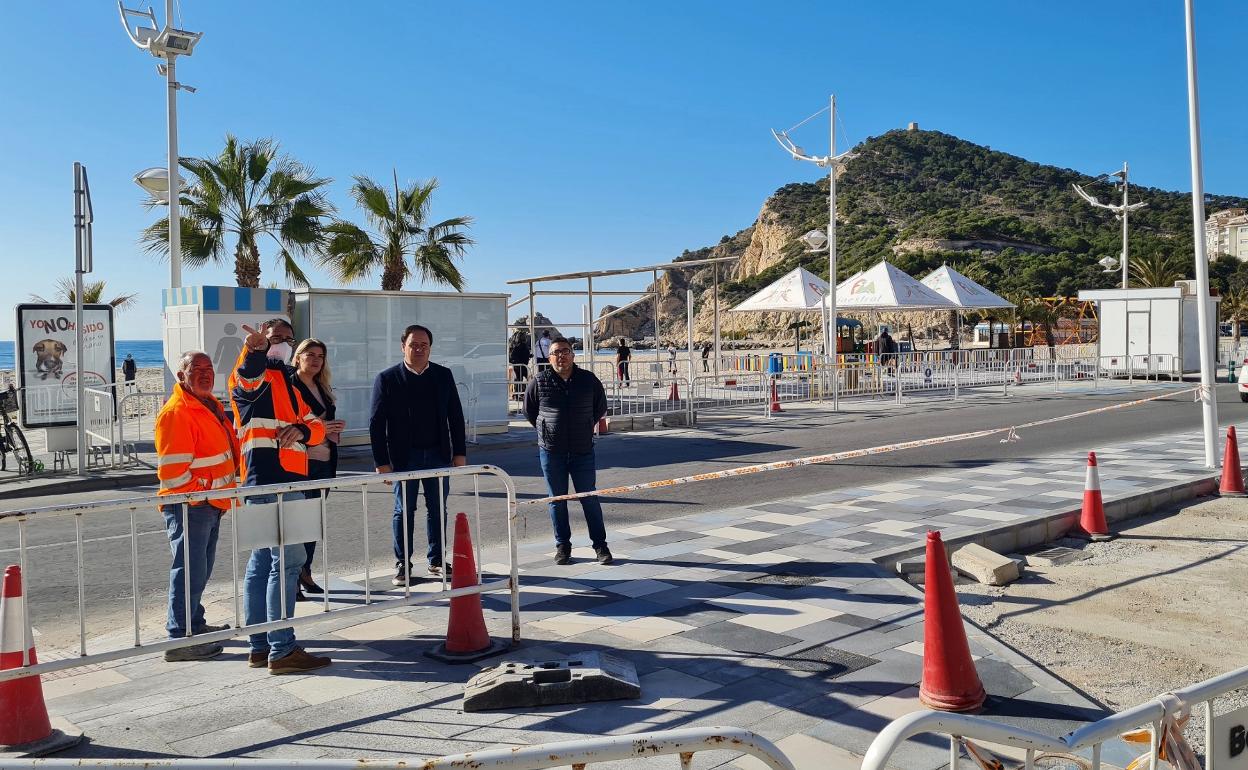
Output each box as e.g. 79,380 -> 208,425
392,449 -> 450,567
243,493 -> 307,660
161,503 -> 221,639
539,447 -> 607,550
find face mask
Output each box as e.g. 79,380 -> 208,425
267,342 -> 293,362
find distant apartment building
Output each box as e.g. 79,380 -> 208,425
1206,208 -> 1248,260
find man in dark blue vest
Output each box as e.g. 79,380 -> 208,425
370,324 -> 466,586
524,336 -> 611,566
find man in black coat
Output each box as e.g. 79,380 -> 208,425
523,337 -> 611,566
370,324 -> 466,586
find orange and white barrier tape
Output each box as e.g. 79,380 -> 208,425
522,386 -> 1198,507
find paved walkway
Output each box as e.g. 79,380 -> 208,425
34,397 -> 1227,769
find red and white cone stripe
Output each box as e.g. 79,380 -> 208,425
1079,451 -> 1112,540
1085,452 -> 1101,493
0,568 -> 35,665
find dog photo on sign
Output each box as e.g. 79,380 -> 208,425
32,339 -> 67,380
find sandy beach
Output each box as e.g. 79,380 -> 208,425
1,367 -> 167,394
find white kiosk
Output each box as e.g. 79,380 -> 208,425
1078,282 -> 1219,376
163,286 -> 510,443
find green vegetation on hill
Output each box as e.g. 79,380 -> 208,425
719,129 -> 1248,304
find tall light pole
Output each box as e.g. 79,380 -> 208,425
773,94 -> 853,359
1184,0 -> 1219,468
118,1 -> 201,289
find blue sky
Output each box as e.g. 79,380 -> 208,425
2,1 -> 1246,340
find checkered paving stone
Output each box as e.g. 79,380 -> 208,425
40,409 -> 1223,768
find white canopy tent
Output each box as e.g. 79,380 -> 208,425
920,264 -> 1015,347
729,266 -> 828,312
920,264 -> 1014,309
825,260 -> 957,310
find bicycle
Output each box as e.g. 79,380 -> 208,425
1,384 -> 37,475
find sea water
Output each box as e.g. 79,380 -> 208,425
0,340 -> 166,370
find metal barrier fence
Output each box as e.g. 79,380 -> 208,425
4,726 -> 795,770
604,376 -> 691,419
862,660 -> 1248,770
0,464 -> 518,683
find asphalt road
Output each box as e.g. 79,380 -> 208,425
2,381 -> 1236,651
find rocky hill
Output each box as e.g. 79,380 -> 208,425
595,127 -> 1248,343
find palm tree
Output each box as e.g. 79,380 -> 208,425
1128,252 -> 1188,288
1018,297 -> 1076,353
30,278 -> 138,311
321,172 -> 473,291
1222,290 -> 1248,347
140,135 -> 333,288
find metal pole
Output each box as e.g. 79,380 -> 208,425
165,39 -> 181,289
828,93 -> 840,413
1185,0 -> 1220,468
653,269 -> 661,375
1121,161 -> 1130,290
587,276 -> 595,369
686,289 -> 695,382
527,281 -> 536,375
712,262 -> 720,374
73,163 -> 87,477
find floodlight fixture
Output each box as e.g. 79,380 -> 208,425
118,3 -> 202,60
1098,256 -> 1119,273
133,167 -> 187,203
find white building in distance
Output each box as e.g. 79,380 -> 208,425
1206,208 -> 1248,260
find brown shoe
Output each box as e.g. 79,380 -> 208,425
268,646 -> 331,676
248,651 -> 269,668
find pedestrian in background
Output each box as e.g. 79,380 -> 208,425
232,319 -> 331,675
615,338 -> 631,385
701,342 -> 712,372
290,338 -> 345,601
508,333 -> 531,401
369,324 -> 467,587
524,337 -> 612,566
122,353 -> 138,394
667,342 -> 678,376
536,329 -> 553,370
154,351 -> 237,661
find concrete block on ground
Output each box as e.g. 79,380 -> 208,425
660,412 -> 689,427
897,556 -> 955,585
606,416 -> 633,432
951,543 -> 1020,586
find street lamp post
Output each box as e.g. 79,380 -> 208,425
118,0 -> 201,290
1184,0 -> 1220,469
772,95 -> 854,411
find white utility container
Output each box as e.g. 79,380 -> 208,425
1078,283 -> 1219,375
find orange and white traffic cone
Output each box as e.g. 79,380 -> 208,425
426,514 -> 507,664
667,379 -> 681,402
0,565 -> 82,755
596,417 -> 609,436
1075,452 -> 1113,541
919,532 -> 986,713
769,378 -> 783,413
1013,368 -> 1023,386
1220,426 -> 1246,497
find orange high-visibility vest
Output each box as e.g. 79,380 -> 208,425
228,347 -> 326,484
154,384 -> 240,510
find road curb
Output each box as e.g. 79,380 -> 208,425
871,472 -> 1223,573
0,471 -> 159,502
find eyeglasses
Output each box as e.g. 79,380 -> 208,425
550,349 -> 574,358
406,342 -> 431,351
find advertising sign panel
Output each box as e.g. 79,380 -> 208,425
15,304 -> 116,429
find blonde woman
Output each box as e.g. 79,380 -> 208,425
290,339 -> 346,599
